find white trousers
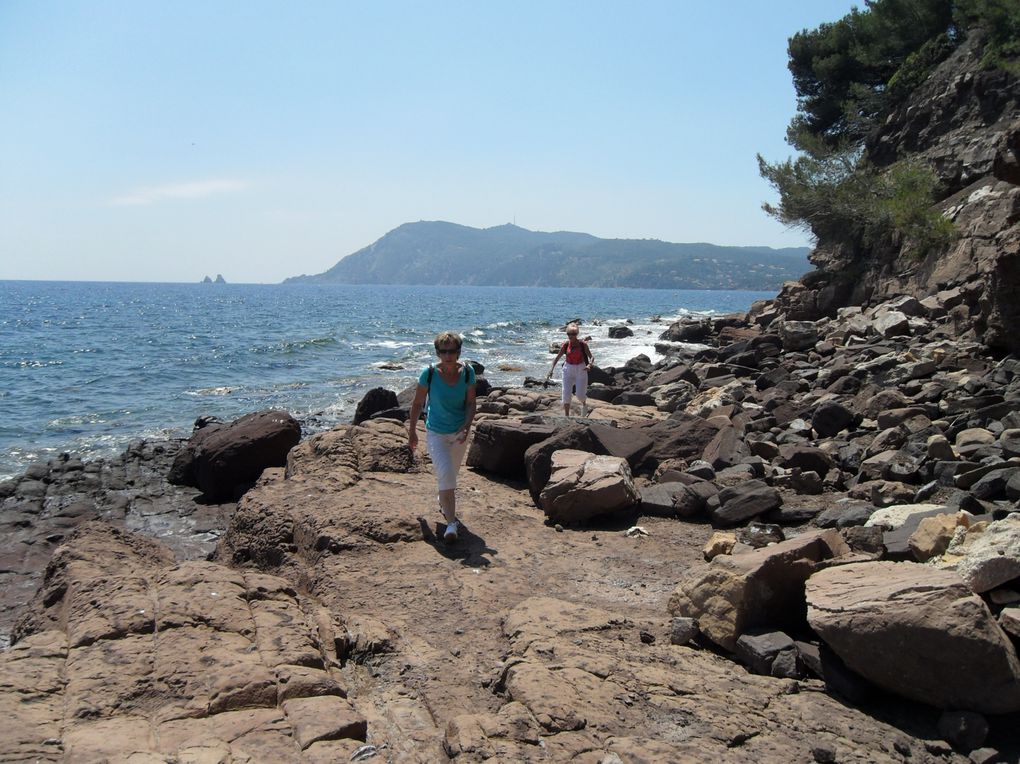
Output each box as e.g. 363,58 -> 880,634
561,363 -> 588,404
427,430 -> 469,491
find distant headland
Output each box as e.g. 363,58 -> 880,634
284,221 -> 811,291
202,274 -> 227,284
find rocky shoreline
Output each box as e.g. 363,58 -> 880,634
2,283 -> 1020,762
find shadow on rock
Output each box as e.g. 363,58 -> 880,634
418,517 -> 498,567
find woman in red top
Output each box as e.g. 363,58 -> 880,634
546,323 -> 593,416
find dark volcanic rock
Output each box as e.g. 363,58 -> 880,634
171,410 -> 301,501
467,420 -> 557,481
353,387 -> 399,425
708,480 -> 782,526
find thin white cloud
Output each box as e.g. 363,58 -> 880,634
111,179 -> 249,206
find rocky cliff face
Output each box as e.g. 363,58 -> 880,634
774,33 -> 1020,353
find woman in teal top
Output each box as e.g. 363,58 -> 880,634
408,331 -> 477,543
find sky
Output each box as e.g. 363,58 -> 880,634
0,1 -> 862,284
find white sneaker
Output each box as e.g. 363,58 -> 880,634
580,404 -> 589,418
443,519 -> 460,543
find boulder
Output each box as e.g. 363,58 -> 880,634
169,411 -> 302,501
674,481 -> 719,518
639,482 -> 687,517
659,319 -> 710,342
734,630 -> 798,677
538,450 -> 640,524
668,529 -> 849,651
708,480 -> 782,526
872,310 -> 910,338
612,391 -> 655,407
811,401 -> 856,437
703,531 -> 737,561
523,425 -> 602,504
586,423 -> 654,468
953,516 -> 1020,594
908,513 -> 969,562
466,420 -> 556,480
776,445 -> 833,478
1000,428 -> 1020,458
970,466 -> 1020,500
806,561 -> 1020,713
636,414 -> 721,470
778,321 -> 818,351
352,387 -> 398,425
865,503 -> 949,530
608,325 -> 634,338
701,426 -> 749,470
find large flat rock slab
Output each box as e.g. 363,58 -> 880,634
0,522 -> 365,762
444,596 -> 964,762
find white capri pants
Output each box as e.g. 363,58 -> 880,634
427,430 -> 469,491
561,363 -> 588,404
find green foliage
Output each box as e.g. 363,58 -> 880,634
758,151 -> 955,257
955,0 -> 1020,73
873,161 -> 957,255
887,33 -> 956,102
787,0 -> 955,152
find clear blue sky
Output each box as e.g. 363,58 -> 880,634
1,1 -> 860,283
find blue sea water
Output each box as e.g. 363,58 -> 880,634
0,281 -> 773,480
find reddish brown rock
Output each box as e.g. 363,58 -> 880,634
807,561 -> 1020,713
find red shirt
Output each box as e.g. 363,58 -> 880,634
563,340 -> 588,365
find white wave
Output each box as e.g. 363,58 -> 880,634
362,340 -> 415,349
11,359 -> 64,368
187,386 -> 239,396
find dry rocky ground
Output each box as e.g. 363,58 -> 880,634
1,407 -> 1006,763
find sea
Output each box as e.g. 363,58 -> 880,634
0,281 -> 774,481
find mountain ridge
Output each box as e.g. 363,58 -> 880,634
284,221 -> 811,290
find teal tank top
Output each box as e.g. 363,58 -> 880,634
419,364 -> 475,434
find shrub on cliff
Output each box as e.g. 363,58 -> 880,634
956,0 -> 1020,74
758,150 -> 955,257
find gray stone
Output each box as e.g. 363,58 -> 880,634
469,420 -> 557,481
669,617 -> 699,646
955,516 -> 1020,593
708,480 -> 782,526
639,482 -> 686,518
734,630 -> 796,675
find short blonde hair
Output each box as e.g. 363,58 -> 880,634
565,323 -> 580,335
433,331 -> 463,352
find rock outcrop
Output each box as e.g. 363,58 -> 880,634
772,33 -> 1020,354
4,522 -> 367,762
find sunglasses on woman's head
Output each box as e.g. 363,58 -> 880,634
438,347 -> 460,355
